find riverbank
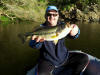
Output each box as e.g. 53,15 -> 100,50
60,4 -> 100,22
0,0 -> 100,23
0,0 -> 47,23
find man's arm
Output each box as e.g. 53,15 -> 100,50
29,35 -> 44,49
29,40 -> 43,49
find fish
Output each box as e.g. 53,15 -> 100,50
18,22 -> 72,43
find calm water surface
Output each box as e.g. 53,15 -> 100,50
0,22 -> 100,75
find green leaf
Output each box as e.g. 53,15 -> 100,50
0,16 -> 10,22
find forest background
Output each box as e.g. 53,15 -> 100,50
0,0 -> 100,23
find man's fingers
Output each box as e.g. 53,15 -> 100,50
32,35 -> 45,42
35,36 -> 40,42
32,35 -> 37,40
70,24 -> 76,28
40,38 -> 45,42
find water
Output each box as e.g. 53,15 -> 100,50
0,22 -> 100,75
66,22 -> 100,57
0,22 -> 40,75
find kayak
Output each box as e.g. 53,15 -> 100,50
26,50 -> 100,75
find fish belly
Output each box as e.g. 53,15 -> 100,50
36,27 -> 71,41
57,27 -> 72,39
34,33 -> 59,41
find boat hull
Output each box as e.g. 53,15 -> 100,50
26,51 -> 100,75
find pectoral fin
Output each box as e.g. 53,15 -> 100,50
51,33 -> 59,39
53,40 -> 58,45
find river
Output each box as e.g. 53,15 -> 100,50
0,22 -> 100,75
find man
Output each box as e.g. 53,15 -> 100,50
29,6 -> 89,75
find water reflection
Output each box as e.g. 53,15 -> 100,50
0,22 -> 40,75
0,22 -> 100,75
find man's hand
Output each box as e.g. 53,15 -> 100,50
32,35 -> 45,42
69,24 -> 79,36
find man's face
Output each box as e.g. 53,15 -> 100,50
45,10 -> 59,26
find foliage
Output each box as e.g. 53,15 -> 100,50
0,0 -> 48,22
48,0 -> 100,11
0,15 -> 10,21
0,0 -> 100,23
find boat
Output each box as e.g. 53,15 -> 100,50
26,50 -> 100,75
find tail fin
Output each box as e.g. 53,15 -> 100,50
18,32 -> 33,44
18,33 -> 26,44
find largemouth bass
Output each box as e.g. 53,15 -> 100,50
18,22 -> 72,43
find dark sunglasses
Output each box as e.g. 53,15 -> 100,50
47,13 -> 58,17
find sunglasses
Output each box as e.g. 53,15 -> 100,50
47,13 -> 58,17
